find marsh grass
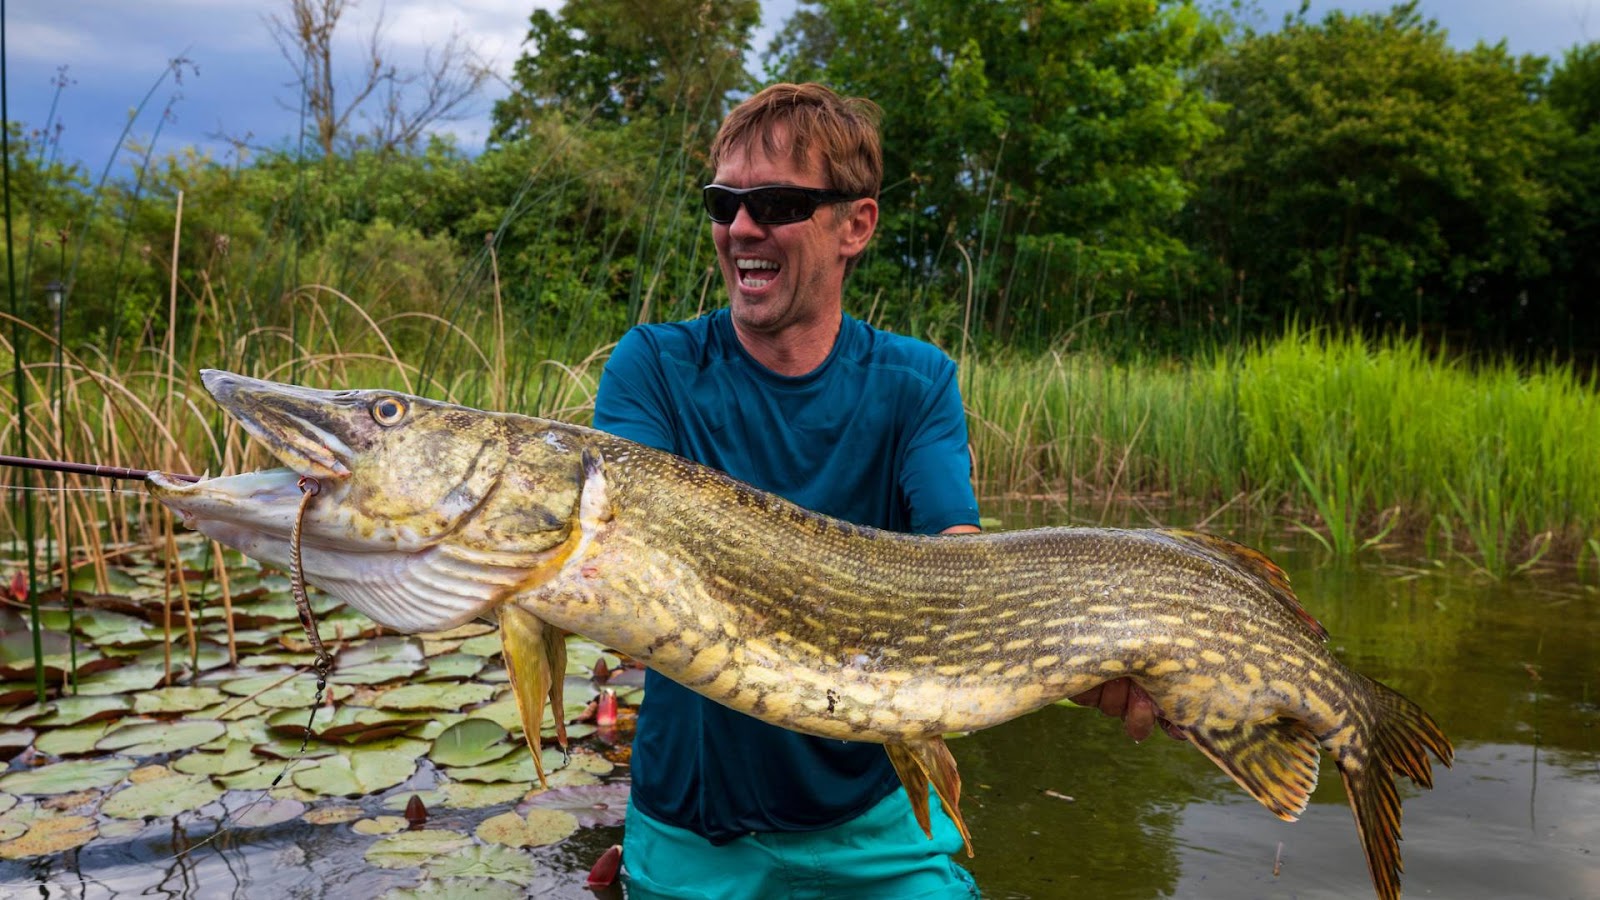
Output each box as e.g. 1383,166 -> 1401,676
966,326 -> 1600,576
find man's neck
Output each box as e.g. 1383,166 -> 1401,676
733,311 -> 843,377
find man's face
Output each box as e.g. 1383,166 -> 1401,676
711,130 -> 874,339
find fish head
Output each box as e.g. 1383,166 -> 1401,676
148,370 -> 584,632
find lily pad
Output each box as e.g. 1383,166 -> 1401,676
0,758 -> 135,795
228,796 -> 307,829
429,719 -> 514,769
520,782 -> 632,828
456,634 -> 502,657
102,772 -> 223,819
0,813 -> 97,859
383,879 -> 524,900
27,695 -> 131,727
0,728 -> 35,761
364,829 -> 473,869
331,637 -> 426,685
416,653 -> 486,683
292,751 -> 418,797
425,844 -> 539,886
302,805 -> 363,825
373,683 -> 496,712
475,808 -> 577,848
435,782 -> 529,810
97,719 -> 226,756
74,663 -> 168,696
172,741 -> 263,776
353,815 -> 408,835
33,721 -> 115,757
444,753 -> 538,785
134,687 -> 227,714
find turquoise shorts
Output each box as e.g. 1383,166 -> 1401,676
622,787 -> 980,900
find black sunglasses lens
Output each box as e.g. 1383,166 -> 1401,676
745,188 -> 814,224
704,187 -> 742,223
703,186 -> 824,225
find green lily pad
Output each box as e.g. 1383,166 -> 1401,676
97,719 -> 225,756
353,815 -> 408,835
417,653 -> 486,682
467,698 -> 524,734
373,683 -> 496,712
292,751 -> 417,797
0,793 -> 17,816
266,706 -> 426,744
28,695 -> 131,727
0,813 -> 97,859
102,772 -> 224,819
475,808 -> 578,848
237,679 -> 354,709
134,687 -> 227,714
383,879 -> 524,900
412,713 -> 464,740
444,753 -> 537,785
364,829 -> 473,869
435,781 -> 529,810
429,719 -> 514,769
0,758 -> 135,795
0,822 -> 23,842
331,637 -> 426,685
75,664 -> 169,696
252,736 -> 339,761
456,634 -> 502,657
218,761 -> 304,791
425,844 -> 539,885
172,741 -> 263,776
0,728 -> 34,761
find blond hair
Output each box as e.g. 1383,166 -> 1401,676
710,83 -> 883,199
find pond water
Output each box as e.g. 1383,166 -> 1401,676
1,510 -> 1596,899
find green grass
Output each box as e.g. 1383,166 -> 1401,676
964,325 -> 1600,575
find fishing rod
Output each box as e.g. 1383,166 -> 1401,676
0,453 -> 199,483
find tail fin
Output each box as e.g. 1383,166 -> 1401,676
1337,678 -> 1454,900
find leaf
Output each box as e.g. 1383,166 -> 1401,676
519,782 -> 631,828
291,750 -> 418,797
383,879 -> 525,900
28,695 -> 131,727
0,814 -> 97,859
134,687 -> 228,714
0,758 -> 135,795
302,805 -> 364,825
228,796 -> 306,829
373,683 -> 496,712
428,719 -> 514,768
102,773 -> 223,819
474,808 -> 577,848
0,729 -> 35,762
172,741 -> 263,776
353,815 -> 409,835
97,719 -> 226,756
416,653 -> 486,683
74,663 -> 168,696
425,843 -> 539,885
364,829 -> 473,869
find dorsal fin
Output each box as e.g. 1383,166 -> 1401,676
1162,530 -> 1329,640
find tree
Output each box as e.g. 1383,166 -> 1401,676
268,0 -> 490,156
769,0 -> 1223,343
1533,42 -> 1600,355
490,0 -> 760,144
1187,3 -> 1560,344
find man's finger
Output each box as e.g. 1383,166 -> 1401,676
1122,689 -> 1156,742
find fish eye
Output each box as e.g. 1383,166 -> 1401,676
371,396 -> 408,426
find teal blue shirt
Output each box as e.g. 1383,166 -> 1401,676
593,309 -> 979,843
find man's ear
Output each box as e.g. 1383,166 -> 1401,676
838,197 -> 879,260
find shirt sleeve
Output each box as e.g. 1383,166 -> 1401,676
593,327 -> 677,454
898,358 -> 981,535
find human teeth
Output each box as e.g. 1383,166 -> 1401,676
736,259 -> 778,270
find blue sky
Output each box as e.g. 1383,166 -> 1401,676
6,0 -> 1596,174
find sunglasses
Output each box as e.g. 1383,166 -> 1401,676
702,184 -> 866,225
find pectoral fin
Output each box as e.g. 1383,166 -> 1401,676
498,603 -> 569,788
884,737 -> 973,857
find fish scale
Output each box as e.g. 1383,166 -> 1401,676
148,370 -> 1452,900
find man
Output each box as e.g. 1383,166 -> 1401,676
593,82 -> 1166,898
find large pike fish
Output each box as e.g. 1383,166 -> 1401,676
149,371 -> 1452,900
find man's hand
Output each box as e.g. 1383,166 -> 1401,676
1072,678 -> 1187,743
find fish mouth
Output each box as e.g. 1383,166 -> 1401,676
201,369 -> 355,481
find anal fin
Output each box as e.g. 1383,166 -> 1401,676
884,737 -> 973,857
1187,715 -> 1322,821
498,603 -> 569,788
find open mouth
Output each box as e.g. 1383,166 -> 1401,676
736,258 -> 780,289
